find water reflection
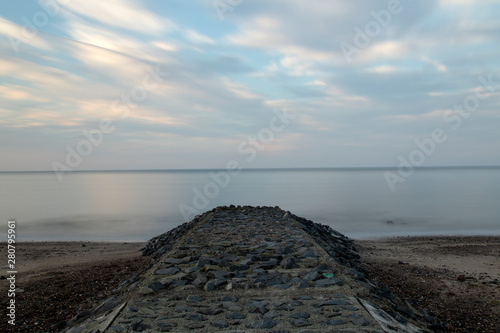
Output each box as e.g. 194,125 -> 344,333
0,168 -> 499,241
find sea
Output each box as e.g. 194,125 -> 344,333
1,167 -> 499,241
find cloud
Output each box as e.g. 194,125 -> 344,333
365,65 -> 400,74
183,30 -> 215,44
421,56 -> 447,73
1,1 -> 500,170
441,0 -> 500,6
0,17 -> 51,51
61,0 -> 174,33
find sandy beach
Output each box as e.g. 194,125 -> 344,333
0,242 -> 149,332
356,236 -> 500,333
0,236 -> 499,332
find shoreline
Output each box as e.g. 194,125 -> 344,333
350,230 -> 500,240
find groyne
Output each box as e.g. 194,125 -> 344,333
65,206 -> 428,332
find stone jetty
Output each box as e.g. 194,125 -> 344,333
65,206 -> 429,332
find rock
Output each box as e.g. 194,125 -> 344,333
298,279 -> 311,288
222,302 -> 242,311
184,322 -> 205,329
187,313 -> 207,321
280,257 -> 296,269
276,246 -> 293,254
221,295 -> 238,302
259,259 -> 279,269
255,281 -> 266,288
155,267 -> 180,275
157,322 -> 177,330
198,308 -> 223,316
324,319 -> 348,326
108,326 -> 123,332
352,316 -> 371,326
248,318 -> 277,329
457,274 -> 466,282
197,258 -> 212,268
289,312 -> 310,319
316,264 -> 335,273
248,301 -> 269,314
315,278 -> 343,287
212,320 -> 229,328
229,264 -> 249,271
147,281 -> 165,291
163,258 -> 185,264
223,253 -> 239,262
203,264 -> 220,272
169,279 -> 187,287
315,299 -> 351,307
291,318 -> 311,327
396,302 -> 414,317
214,277 -> 227,286
303,270 -> 321,281
276,303 -> 294,311
321,308 -> 342,318
191,273 -> 207,286
131,322 -> 151,332
175,305 -> 193,313
203,281 -> 215,291
296,295 -> 314,300
217,259 -> 230,267
186,295 -> 203,302
127,305 -> 138,312
226,312 -> 246,320
273,283 -> 291,289
301,249 -> 318,258
239,258 -> 253,266
264,311 -> 281,319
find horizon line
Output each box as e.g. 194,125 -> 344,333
1,165 -> 500,174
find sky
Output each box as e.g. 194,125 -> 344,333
1,0 -> 500,172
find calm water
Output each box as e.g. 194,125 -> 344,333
1,168 -> 499,241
